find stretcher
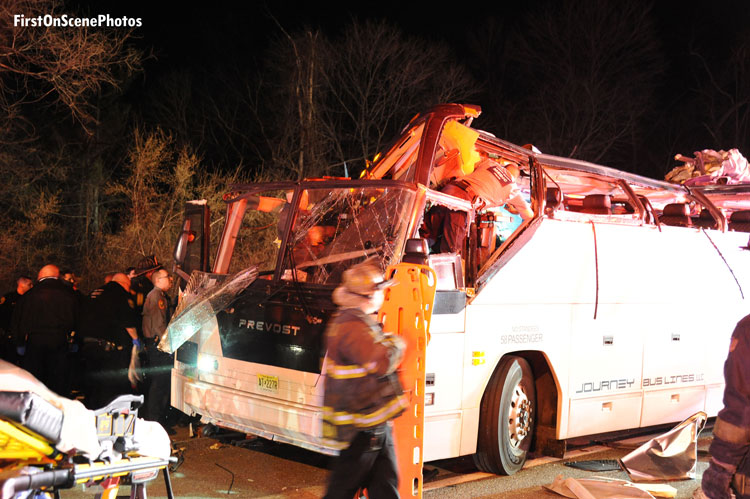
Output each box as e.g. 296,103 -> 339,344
0,392 -> 175,499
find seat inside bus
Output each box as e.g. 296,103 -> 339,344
693,209 -> 718,229
729,210 -> 750,232
660,203 -> 692,227
581,194 -> 612,215
402,238 -> 429,266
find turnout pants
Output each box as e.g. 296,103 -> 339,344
324,424 -> 399,499
702,415 -> 750,498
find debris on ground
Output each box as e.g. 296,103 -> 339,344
564,459 -> 623,472
544,474 -> 657,498
620,412 -> 706,482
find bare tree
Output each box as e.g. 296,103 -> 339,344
0,0 -> 141,289
144,19 -> 476,181
83,128 -> 246,290
689,35 -> 750,151
502,1 -> 664,166
318,19 -> 476,176
249,19 -> 477,181
0,0 -> 141,139
263,28 -> 330,180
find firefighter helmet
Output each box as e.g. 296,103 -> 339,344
341,259 -> 394,296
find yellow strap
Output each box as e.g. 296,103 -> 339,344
0,419 -> 56,460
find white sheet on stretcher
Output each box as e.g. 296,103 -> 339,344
0,360 -> 171,460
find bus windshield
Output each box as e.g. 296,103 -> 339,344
281,184 -> 416,285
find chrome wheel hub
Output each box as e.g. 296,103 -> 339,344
507,383 -> 533,449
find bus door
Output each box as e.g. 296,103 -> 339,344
419,189 -> 471,460
173,200 -> 211,286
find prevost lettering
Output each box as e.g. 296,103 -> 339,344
238,319 -> 300,336
575,378 -> 635,393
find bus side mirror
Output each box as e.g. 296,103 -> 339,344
173,219 -> 192,267
173,220 -> 194,283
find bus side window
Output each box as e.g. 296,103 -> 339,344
476,212 -> 498,268
427,253 -> 464,290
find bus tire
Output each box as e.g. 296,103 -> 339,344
473,355 -> 536,475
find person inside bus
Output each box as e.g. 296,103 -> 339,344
242,189 -> 331,277
421,157 -> 533,255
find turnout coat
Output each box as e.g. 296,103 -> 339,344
321,289 -> 407,448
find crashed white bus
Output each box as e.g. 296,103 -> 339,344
167,104 -> 750,475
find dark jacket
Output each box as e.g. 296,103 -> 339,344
0,291 -> 20,333
79,282 -> 139,347
702,314 -> 750,498
322,305 -> 406,447
130,276 -> 154,314
12,278 -> 78,349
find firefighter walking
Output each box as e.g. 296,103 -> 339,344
322,260 -> 407,499
699,314 -> 750,498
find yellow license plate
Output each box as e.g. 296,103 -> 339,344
257,374 -> 279,393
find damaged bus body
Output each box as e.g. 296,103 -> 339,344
168,104 -> 750,475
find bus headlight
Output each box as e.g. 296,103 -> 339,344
197,354 -> 218,372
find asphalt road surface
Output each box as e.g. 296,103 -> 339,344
58,424 -> 712,498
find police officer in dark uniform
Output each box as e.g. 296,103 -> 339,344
699,314 -> 750,499
0,276 -> 32,364
79,273 -> 141,409
12,265 -> 78,396
130,256 -> 161,318
141,268 -> 174,426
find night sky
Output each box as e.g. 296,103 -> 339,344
67,0 -> 750,178
74,0 -> 749,72
2,0 -> 748,281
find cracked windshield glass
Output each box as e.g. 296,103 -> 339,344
282,185 -> 415,284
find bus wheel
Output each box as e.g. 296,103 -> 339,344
473,356 -> 536,475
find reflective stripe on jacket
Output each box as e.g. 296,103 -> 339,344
703,314 -> 750,498
322,307 -> 406,445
